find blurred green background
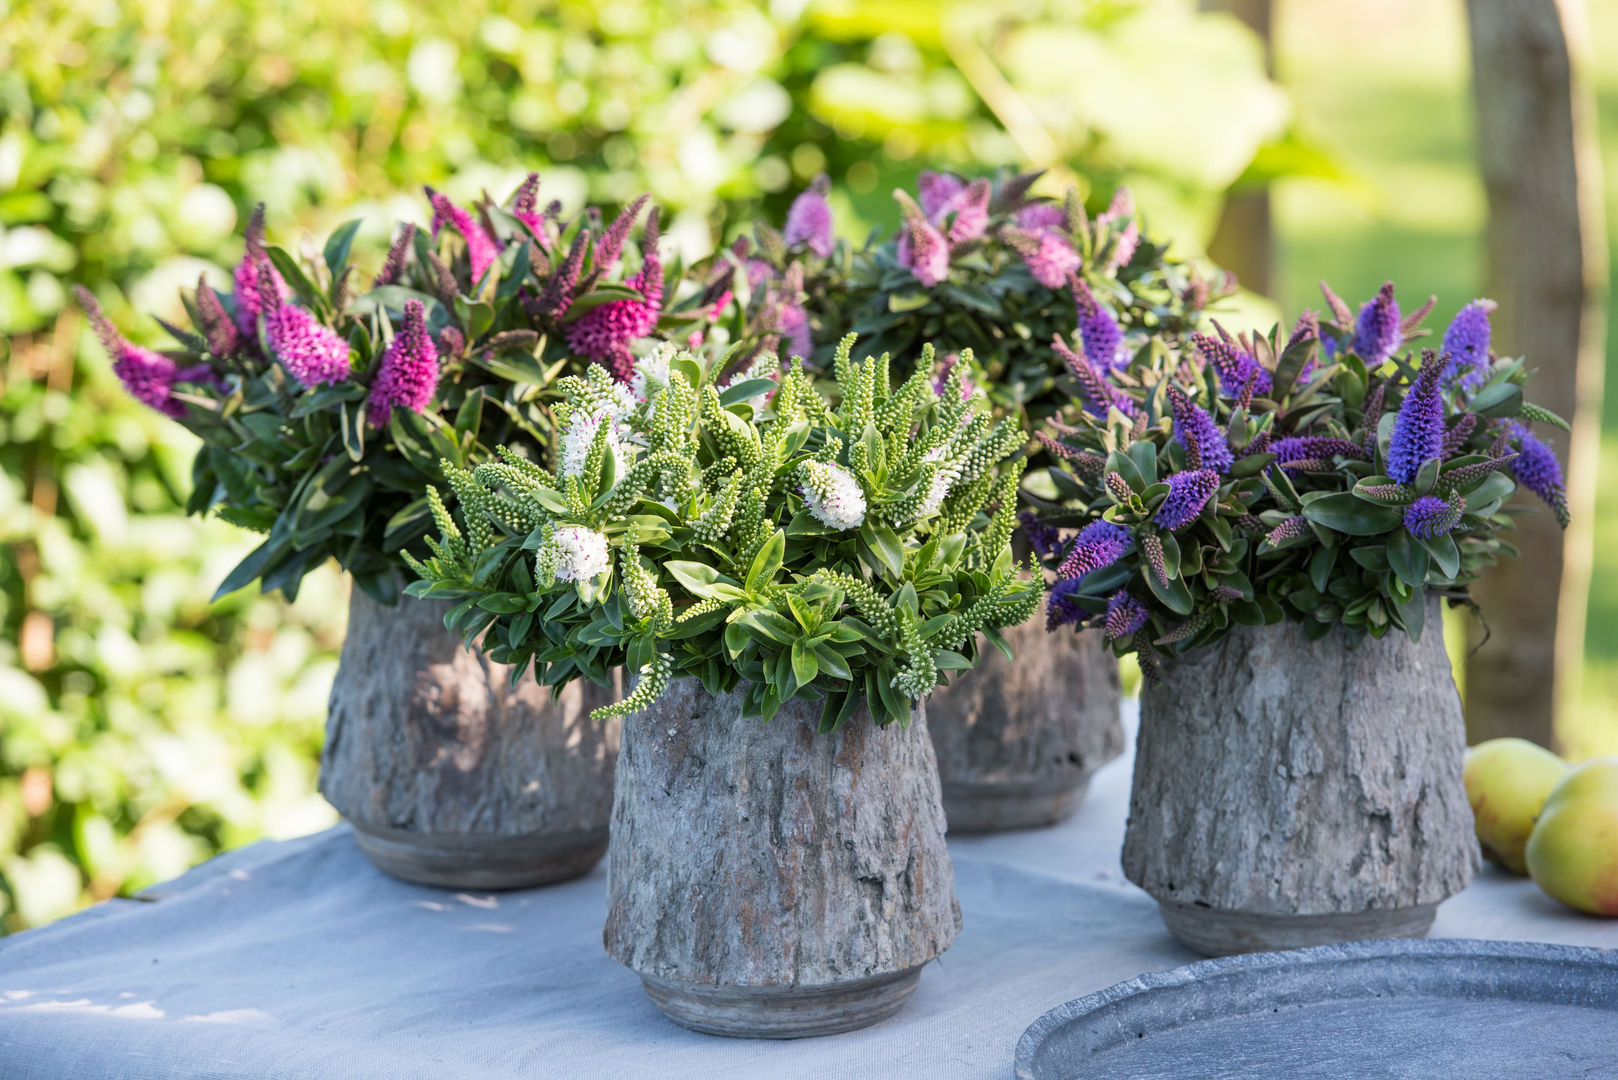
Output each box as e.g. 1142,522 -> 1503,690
1,0 -> 1613,933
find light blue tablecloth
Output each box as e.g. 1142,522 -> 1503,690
1,703 -> 1612,1079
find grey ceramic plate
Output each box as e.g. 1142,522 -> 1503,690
1016,938 -> 1618,1080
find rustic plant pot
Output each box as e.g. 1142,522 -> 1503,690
320,587 -> 619,890
928,615 -> 1123,832
603,677 -> 960,1039
1122,596 -> 1478,957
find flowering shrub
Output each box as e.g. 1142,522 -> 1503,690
405,336 -> 1041,730
77,178 -> 665,604
718,173 -> 1229,429
1029,282 -> 1569,677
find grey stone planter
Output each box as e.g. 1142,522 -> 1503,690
927,616 -> 1122,832
1122,596 -> 1478,956
320,588 -> 619,890
603,677 -> 960,1038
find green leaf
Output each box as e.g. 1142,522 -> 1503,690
1301,492 -> 1403,536
862,522 -> 905,580
719,379 -> 777,408
1470,381 -> 1523,417
340,400 -> 366,462
1308,543 -> 1336,593
323,218 -> 364,275
454,388 -> 485,440
1413,456 -> 1442,497
790,640 -> 819,688
665,561 -> 745,601
1104,450 -> 1145,492
1386,528 -> 1429,588
1144,565 -> 1194,615
737,608 -> 799,645
1272,334 -> 1318,401
1126,439 -> 1158,485
1464,471 -> 1515,511
745,529 -> 786,593
1420,532 -> 1462,579
812,644 -> 852,680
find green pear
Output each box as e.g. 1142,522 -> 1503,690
1463,737 -> 1567,874
1525,757 -> 1618,916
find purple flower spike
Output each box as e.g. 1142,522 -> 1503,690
898,214 -> 950,287
1051,336 -> 1138,420
566,209 -> 663,381
1018,510 -> 1063,559
1441,299 -> 1494,391
1045,578 -> 1087,631
1014,228 -> 1082,289
783,176 -> 834,258
593,194 -> 650,274
1508,421 -> 1570,526
1385,351 -> 1445,484
1017,204 -> 1066,232
1154,469 -> 1221,530
1070,276 -> 1125,372
1169,387 -> 1233,474
1192,332 -> 1271,397
367,299 -> 440,428
1268,435 -> 1366,476
194,275 -> 239,358
510,173 -> 550,249
1103,590 -> 1149,641
916,171 -> 966,221
1352,281 -> 1402,365
1403,495 -> 1463,540
424,187 -> 501,284
1056,520 -> 1133,582
946,179 -> 991,245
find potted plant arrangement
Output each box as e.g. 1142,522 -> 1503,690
709,173 -> 1227,830
74,176 -> 670,888
1030,282 -> 1568,955
406,336 -> 1042,1036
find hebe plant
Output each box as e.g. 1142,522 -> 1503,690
77,176 -> 665,604
1029,282 -> 1569,678
405,335 -> 1042,730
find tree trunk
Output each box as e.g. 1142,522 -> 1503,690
320,588 -> 619,889
604,677 -> 959,1038
927,618 -> 1122,832
1123,598 -> 1478,956
1464,0 -> 1608,750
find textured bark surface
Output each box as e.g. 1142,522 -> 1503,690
1465,0 -> 1607,749
927,618 -> 1123,830
320,589 -> 619,844
604,678 -> 960,990
1123,599 -> 1478,918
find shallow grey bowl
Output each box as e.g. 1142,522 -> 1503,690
1016,938 -> 1618,1080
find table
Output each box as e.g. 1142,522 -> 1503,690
1,704 -> 1611,1079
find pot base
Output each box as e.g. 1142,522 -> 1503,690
639,966 -> 924,1039
941,778 -> 1090,833
351,823 -> 608,890
1157,898 -> 1439,958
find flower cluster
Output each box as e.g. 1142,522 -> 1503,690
705,171 -> 1227,430
79,177 -> 675,604
1028,281 -> 1568,670
405,336 -> 1040,729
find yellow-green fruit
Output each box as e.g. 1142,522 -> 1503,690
1463,738 -> 1567,874
1525,757 -> 1618,917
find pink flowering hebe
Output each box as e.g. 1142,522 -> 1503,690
783,177 -> 834,258
425,187 -> 501,284
367,299 -> 440,427
75,285 -> 212,418
258,260 -> 350,387
232,205 -> 288,340
565,210 -> 664,381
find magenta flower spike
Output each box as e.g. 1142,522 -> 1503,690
565,208 -> 664,381
916,171 -> 966,221
367,299 -> 440,427
592,193 -> 650,274
258,257 -> 350,387
75,285 -> 208,418
510,173 -> 551,249
424,186 -> 501,284
783,176 -> 834,258
232,204 -> 287,340
946,178 -> 991,245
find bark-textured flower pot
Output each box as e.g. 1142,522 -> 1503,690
320,588 -> 619,889
928,617 -> 1122,832
603,677 -> 960,1039
1122,596 -> 1478,956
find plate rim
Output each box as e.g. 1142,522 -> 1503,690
1014,937 -> 1618,1079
